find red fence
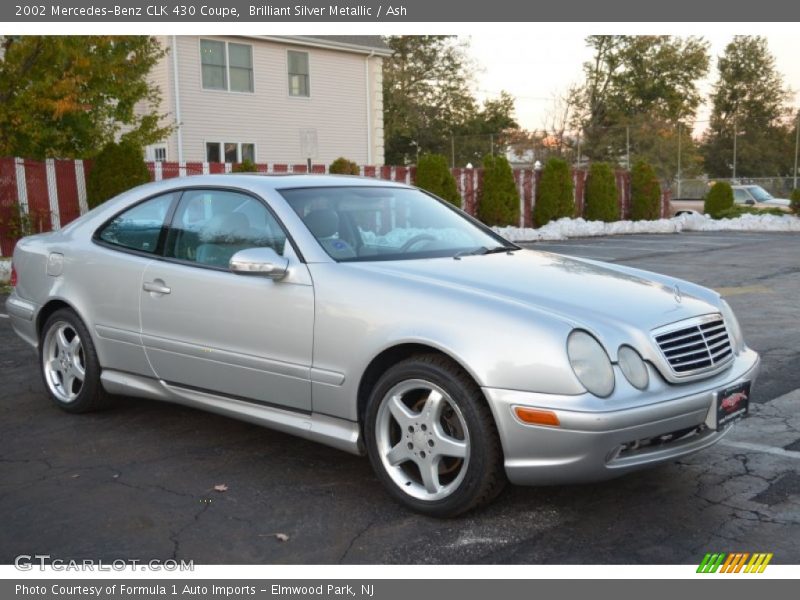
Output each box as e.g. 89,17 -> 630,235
0,157 -> 669,257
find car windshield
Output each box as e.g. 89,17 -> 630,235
747,186 -> 774,202
280,186 -> 514,262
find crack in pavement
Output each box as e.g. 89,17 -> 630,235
169,502 -> 211,561
338,516 -> 379,563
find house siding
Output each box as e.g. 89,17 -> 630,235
149,35 -> 177,161
149,35 -> 382,165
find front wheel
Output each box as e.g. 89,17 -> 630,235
39,308 -> 112,413
364,354 -> 506,517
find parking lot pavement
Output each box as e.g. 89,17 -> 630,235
1,231 -> 799,565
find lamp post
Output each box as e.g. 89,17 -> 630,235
732,114 -> 738,181
794,112 -> 799,190
677,123 -> 682,198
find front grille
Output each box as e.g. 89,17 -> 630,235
654,315 -> 733,376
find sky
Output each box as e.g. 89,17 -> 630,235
468,33 -> 800,136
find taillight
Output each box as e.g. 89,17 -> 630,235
10,264 -> 17,287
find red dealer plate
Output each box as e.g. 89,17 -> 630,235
714,381 -> 750,429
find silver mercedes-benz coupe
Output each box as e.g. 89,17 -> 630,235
6,174 -> 760,516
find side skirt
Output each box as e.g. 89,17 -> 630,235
100,369 -> 363,456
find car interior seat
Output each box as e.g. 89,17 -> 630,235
302,208 -> 357,259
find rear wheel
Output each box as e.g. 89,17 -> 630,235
364,354 -> 505,517
40,308 -> 112,413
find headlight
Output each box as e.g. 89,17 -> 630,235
617,346 -> 649,390
719,299 -> 745,353
567,330 -> 615,397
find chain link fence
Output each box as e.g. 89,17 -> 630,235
671,177 -> 798,199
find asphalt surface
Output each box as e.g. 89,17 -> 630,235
1,231 -> 799,565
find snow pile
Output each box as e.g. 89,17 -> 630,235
0,259 -> 10,283
674,211 -> 800,233
494,213 -> 800,242
359,226 -> 473,247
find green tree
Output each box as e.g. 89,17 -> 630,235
329,157 -> 360,175
790,188 -> 800,215
629,161 -> 661,221
704,181 -> 734,218
86,140 -> 151,209
584,162 -> 619,222
702,36 -> 794,177
382,36 -> 518,166
0,36 -> 171,159
534,157 -> 574,226
477,154 -> 519,226
572,35 -> 710,179
455,92 -> 519,167
415,153 -> 460,206
232,159 -> 258,173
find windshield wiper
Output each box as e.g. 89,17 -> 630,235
453,245 -> 515,260
484,245 -> 516,254
453,246 -> 488,259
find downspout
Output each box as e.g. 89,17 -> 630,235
365,51 -> 375,165
171,35 -> 184,163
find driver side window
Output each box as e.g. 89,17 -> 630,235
165,189 -> 288,268
733,188 -> 750,204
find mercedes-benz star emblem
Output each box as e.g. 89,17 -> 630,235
674,284 -> 682,303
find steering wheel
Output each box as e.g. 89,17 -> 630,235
399,234 -> 437,253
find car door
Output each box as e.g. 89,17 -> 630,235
91,191 -> 180,378
139,188 -> 314,412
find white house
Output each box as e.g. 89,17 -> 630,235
144,35 -> 391,166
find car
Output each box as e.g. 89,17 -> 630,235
669,184 -> 792,217
732,185 -> 792,212
6,174 -> 760,517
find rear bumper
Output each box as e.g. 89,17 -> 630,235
5,291 -> 39,348
484,348 -> 760,486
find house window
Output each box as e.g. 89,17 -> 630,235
205,142 -> 221,163
146,145 -> 168,162
201,40 -> 227,90
241,143 -> 255,162
200,39 -> 253,93
288,50 -> 310,97
205,142 -> 256,163
228,43 -> 254,93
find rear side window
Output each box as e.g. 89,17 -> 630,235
97,193 -> 177,253
165,189 -> 288,268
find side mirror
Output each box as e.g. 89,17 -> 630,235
745,199 -> 755,205
229,247 -> 289,280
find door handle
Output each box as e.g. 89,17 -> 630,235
143,281 -> 171,295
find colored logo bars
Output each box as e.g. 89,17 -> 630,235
697,552 -> 773,573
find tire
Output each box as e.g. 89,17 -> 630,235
39,308 -> 113,413
364,354 -> 506,517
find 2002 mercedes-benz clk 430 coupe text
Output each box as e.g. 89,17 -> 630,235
7,175 -> 760,516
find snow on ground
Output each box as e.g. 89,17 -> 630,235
0,259 -> 9,283
494,213 -> 800,242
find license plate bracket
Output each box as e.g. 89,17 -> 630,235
712,381 -> 750,430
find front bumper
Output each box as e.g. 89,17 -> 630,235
484,348 -> 760,486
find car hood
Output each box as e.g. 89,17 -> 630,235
349,249 -> 721,334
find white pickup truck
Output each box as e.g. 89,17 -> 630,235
669,184 -> 792,216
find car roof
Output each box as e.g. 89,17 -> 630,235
150,173 -> 414,192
